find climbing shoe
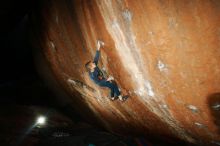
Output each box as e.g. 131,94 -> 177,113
119,95 -> 129,101
111,97 -> 116,101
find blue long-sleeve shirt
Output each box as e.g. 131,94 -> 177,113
89,51 -> 106,85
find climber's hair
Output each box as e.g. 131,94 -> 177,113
85,61 -> 92,72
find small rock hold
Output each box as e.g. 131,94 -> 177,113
122,9 -> 132,22
194,122 -> 205,128
128,91 -> 133,95
211,141 -> 220,146
144,81 -> 155,97
148,31 -> 154,35
187,105 -> 199,113
50,41 -> 56,52
67,79 -> 76,85
157,60 -> 167,72
212,103 -> 220,111
160,104 -> 169,109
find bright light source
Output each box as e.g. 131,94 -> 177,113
36,116 -> 46,125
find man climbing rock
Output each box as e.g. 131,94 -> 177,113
85,41 -> 126,101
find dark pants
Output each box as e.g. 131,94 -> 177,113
98,81 -> 120,97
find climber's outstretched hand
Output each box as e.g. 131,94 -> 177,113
97,40 -> 104,51
97,41 -> 101,51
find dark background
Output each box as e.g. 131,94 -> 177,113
0,0 -> 52,106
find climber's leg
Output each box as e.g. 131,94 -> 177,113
99,81 -> 126,101
99,81 -> 116,99
112,82 -> 120,97
111,81 -> 127,101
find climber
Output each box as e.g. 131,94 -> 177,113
85,41 -> 126,101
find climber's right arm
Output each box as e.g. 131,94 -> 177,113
93,50 -> 100,65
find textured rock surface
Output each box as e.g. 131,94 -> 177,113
31,0 -> 220,145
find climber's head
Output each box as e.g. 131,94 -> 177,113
85,61 -> 96,72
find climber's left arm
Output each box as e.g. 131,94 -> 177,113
93,41 -> 102,65
93,50 -> 100,65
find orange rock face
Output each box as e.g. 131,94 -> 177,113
31,0 -> 220,145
